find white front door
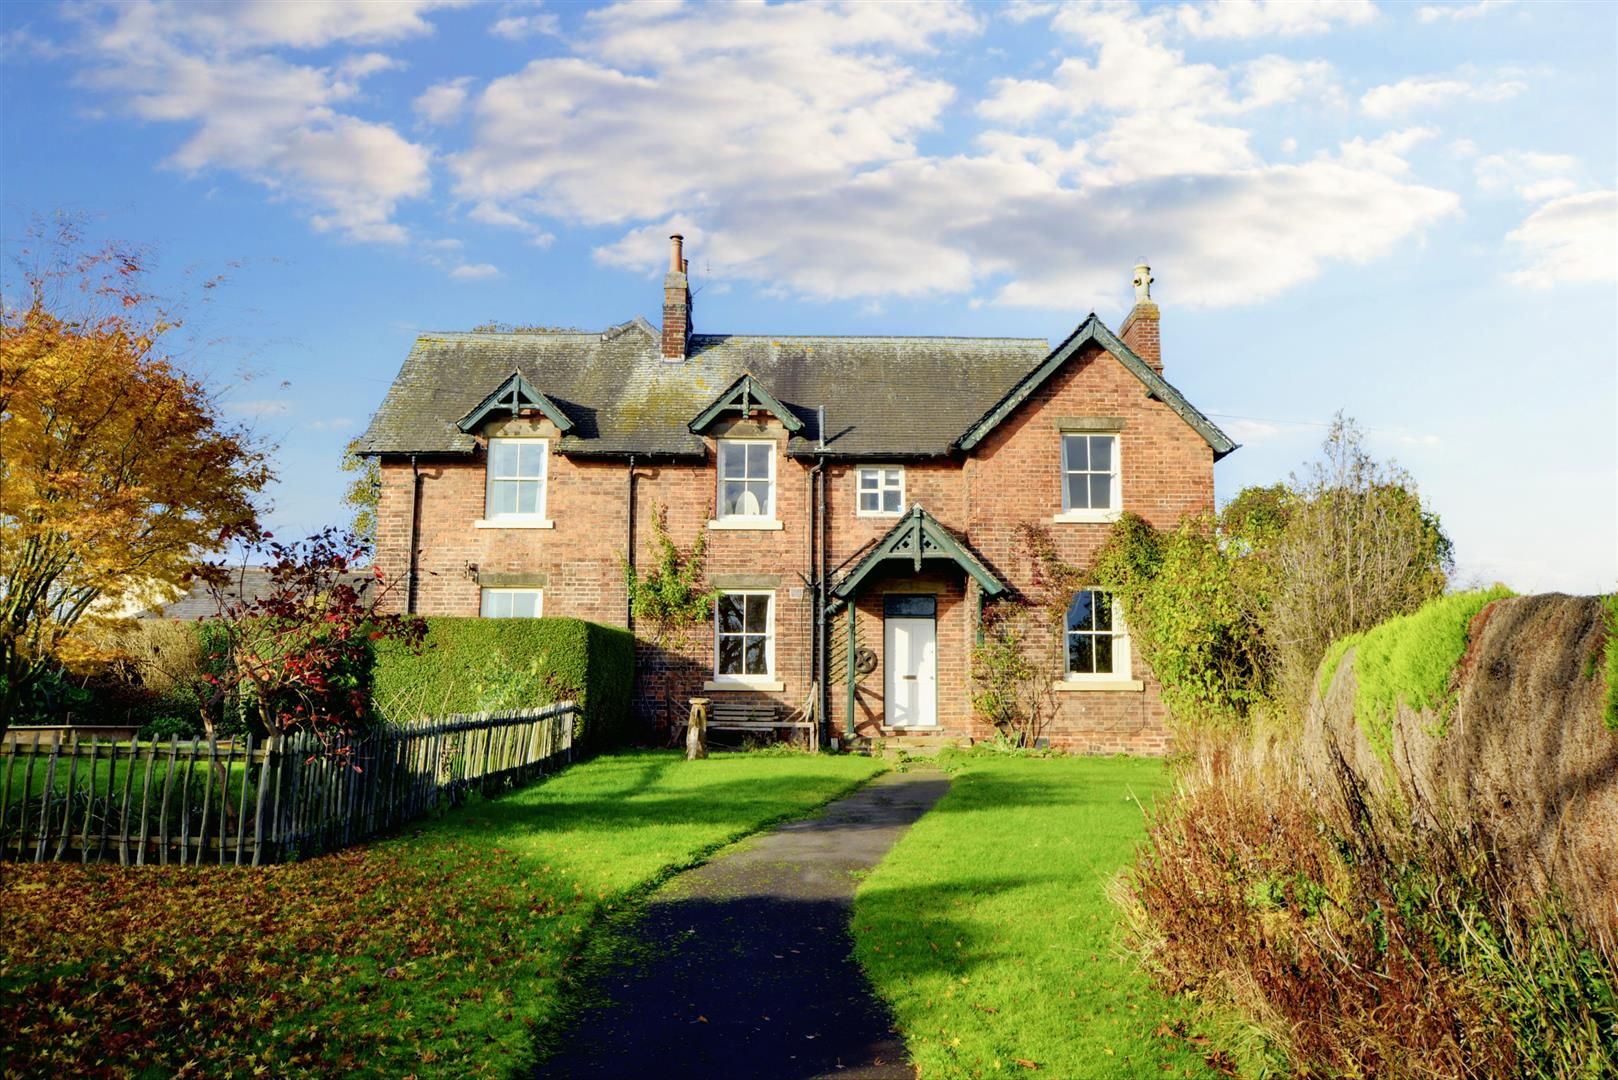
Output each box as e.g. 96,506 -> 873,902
884,616 -> 937,728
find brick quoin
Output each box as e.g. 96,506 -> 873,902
371,269 -> 1221,757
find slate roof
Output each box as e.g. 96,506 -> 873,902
360,315 -> 1234,460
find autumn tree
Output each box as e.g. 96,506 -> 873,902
199,528 -> 424,744
0,222 -> 271,733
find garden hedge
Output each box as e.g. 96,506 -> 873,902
373,617 -> 635,754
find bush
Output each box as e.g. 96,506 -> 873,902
1125,755 -> 1618,1078
373,617 -> 635,754
1323,586 -> 1514,760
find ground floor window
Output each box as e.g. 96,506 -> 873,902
1065,589 -> 1127,677
481,588 -> 543,618
715,591 -> 774,680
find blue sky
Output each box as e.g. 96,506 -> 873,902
2,0 -> 1614,593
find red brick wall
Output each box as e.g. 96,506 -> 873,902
374,344 -> 1215,755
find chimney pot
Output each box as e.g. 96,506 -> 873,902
663,236 -> 692,361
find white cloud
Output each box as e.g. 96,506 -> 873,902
1176,0 -> 1378,39
451,1 -> 978,226
451,0 -> 1456,310
65,1 -> 439,243
450,262 -> 501,280
1361,74 -> 1525,117
1504,190 -> 1617,288
306,417 -> 356,431
414,77 -> 473,126
1417,1 -> 1511,23
491,11 -> 560,40
1475,151 -> 1581,201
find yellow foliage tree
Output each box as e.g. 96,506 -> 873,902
0,226 -> 271,732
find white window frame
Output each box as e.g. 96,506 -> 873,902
1063,589 -> 1130,682
480,588 -> 543,619
855,465 -> 905,517
711,438 -> 780,529
1055,432 -> 1121,524
712,590 -> 775,683
478,437 -> 553,529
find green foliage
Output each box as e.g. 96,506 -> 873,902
374,616 -> 636,753
1601,593 -> 1618,732
968,608 -> 1043,742
622,503 -> 719,646
1342,586 -> 1513,759
853,756 -> 1220,1077
339,437 -> 380,547
1092,504 -> 1277,731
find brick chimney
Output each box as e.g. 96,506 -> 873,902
1119,258 -> 1161,374
661,234 -> 691,362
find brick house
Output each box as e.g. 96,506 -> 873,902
361,237 -> 1235,753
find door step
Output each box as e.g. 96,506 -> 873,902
843,731 -> 965,758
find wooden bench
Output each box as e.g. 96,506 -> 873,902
702,694 -> 819,752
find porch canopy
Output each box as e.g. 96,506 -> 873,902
828,505 -> 1005,738
831,504 -> 1005,601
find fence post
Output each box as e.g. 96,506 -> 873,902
0,733 -> 16,859
137,740 -> 158,866
34,732 -> 61,863
118,738 -> 137,866
159,735 -> 178,865
56,732 -> 79,863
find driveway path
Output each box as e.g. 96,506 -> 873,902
534,769 -> 950,1080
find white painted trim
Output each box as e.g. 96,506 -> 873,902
716,436 -> 777,522
855,465 -> 906,518
1064,591 -> 1132,680
486,436 -> 550,521
1054,678 -> 1144,693
713,590 -> 776,681
706,518 -> 784,531
1059,431 -> 1121,516
703,680 -> 786,692
1051,510 -> 1120,525
480,587 -> 544,618
474,517 -> 555,529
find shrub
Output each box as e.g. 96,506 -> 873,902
1125,753 -> 1618,1078
1326,586 -> 1514,759
374,617 -> 635,754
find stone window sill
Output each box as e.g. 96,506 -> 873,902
474,517 -> 554,529
703,680 -> 786,692
1053,678 -> 1144,693
1052,510 -> 1121,525
707,519 -> 785,531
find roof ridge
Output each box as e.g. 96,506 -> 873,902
689,333 -> 1050,343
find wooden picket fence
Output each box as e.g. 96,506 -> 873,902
0,703 -> 576,866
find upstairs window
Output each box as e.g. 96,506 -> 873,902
486,438 -> 548,520
1061,433 -> 1118,515
1065,589 -> 1127,678
857,466 -> 904,516
481,588 -> 543,618
715,591 -> 774,680
717,440 -> 775,520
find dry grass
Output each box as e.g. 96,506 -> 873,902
1124,745 -> 1618,1078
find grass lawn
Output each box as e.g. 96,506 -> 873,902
2,749 -> 884,1078
853,752 -> 1222,1079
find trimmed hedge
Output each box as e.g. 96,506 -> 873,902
373,617 -> 635,754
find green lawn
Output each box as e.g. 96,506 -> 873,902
853,752 -> 1221,1079
3,750 -> 884,1077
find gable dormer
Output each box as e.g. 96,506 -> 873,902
457,370 -> 576,436
687,372 -> 803,436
